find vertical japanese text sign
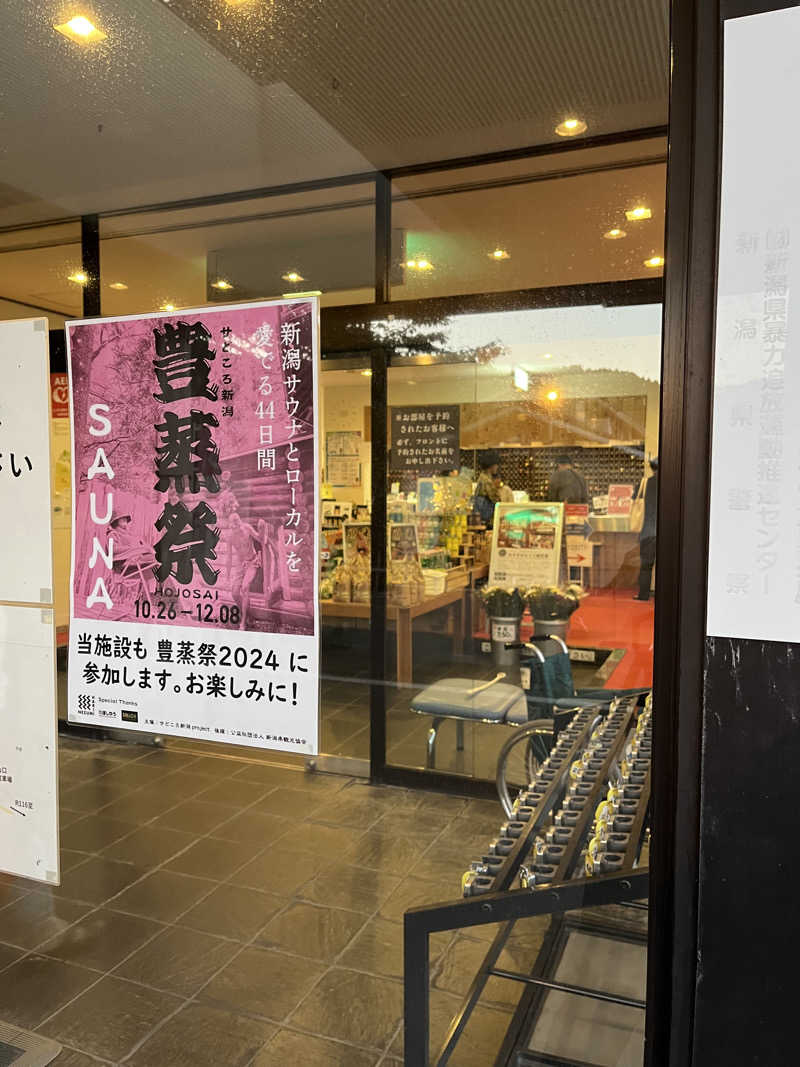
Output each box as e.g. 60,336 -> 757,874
0,318 -> 59,885
66,300 -> 320,754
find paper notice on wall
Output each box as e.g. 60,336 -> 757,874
0,318 -> 58,886
66,300 -> 320,754
707,7 -> 800,641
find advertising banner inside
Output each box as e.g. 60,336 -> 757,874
67,299 -> 319,754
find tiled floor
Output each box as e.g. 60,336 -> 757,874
0,733 -> 520,1066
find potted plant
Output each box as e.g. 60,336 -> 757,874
525,584 -> 583,640
478,586 -> 526,667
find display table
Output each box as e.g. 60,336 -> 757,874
321,587 -> 465,683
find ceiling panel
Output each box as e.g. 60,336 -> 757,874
1,0 -> 668,225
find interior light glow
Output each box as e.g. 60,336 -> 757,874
160,303 -> 177,312
68,271 -> 88,285
644,255 -> 665,268
555,117 -> 587,137
108,281 -> 128,290
361,369 -> 373,377
603,228 -> 627,240
54,16 -> 107,43
546,390 -> 559,401
281,271 -> 304,283
211,279 -> 233,290
625,206 -> 652,221
489,248 -> 510,260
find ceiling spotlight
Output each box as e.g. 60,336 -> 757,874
489,248 -> 510,260
108,281 -> 128,290
555,117 -> 587,137
406,258 -> 434,271
644,255 -> 665,268
546,390 -> 559,401
361,369 -> 373,377
160,302 -> 177,312
54,16 -> 107,43
68,270 -> 88,285
542,353 -> 553,360
625,206 -> 652,221
282,271 -> 304,283
211,279 -> 233,291
604,228 -> 627,240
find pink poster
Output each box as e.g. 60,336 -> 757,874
66,299 -> 319,754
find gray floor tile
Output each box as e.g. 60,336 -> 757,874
200,945 -> 325,1021
59,814 -> 138,852
0,893 -> 90,950
178,883 -> 285,941
40,975 -> 182,1061
299,862 -> 401,916
157,798 -> 235,834
102,825 -> 196,866
38,907 -> 163,971
48,855 -> 147,905
0,954 -> 98,1029
230,846 -> 333,896
253,1029 -> 377,1066
164,836 -> 262,880
256,900 -> 366,961
115,924 -> 240,996
128,1001 -> 275,1067
111,869 -> 216,922
289,967 -> 402,1051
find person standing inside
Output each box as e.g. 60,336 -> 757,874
473,451 -> 501,526
635,457 -> 659,601
547,455 -> 590,504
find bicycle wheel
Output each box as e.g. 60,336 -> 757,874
496,719 -> 554,817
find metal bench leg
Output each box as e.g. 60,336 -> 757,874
427,717 -> 445,769
456,719 -> 465,752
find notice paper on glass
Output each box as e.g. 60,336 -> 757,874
66,299 -> 320,754
707,7 -> 800,641
489,502 -> 564,589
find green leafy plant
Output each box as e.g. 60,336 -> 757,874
478,586 -> 525,618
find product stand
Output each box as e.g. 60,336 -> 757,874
403,693 -> 651,1066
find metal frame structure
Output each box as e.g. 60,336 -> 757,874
404,695 -> 651,1064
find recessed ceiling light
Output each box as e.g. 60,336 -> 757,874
546,390 -> 559,401
604,228 -> 627,240
644,255 -> 665,269
54,16 -> 107,43
542,353 -> 553,360
108,281 -> 128,290
555,117 -> 587,137
489,248 -> 510,260
160,302 -> 177,312
361,369 -> 373,377
406,258 -> 434,271
282,271 -> 304,283
406,379 -> 417,385
626,206 -> 652,221
211,279 -> 233,291
68,270 -> 88,285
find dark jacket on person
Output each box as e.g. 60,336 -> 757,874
641,472 -> 658,539
547,467 -> 590,504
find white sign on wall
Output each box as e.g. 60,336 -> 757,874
0,318 -> 58,885
707,7 -> 800,641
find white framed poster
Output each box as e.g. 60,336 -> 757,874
707,7 -> 800,641
489,502 -> 564,588
0,317 -> 58,885
67,299 -> 320,755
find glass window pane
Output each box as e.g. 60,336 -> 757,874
392,146 -> 666,300
99,185 -> 375,316
0,222 -> 83,327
